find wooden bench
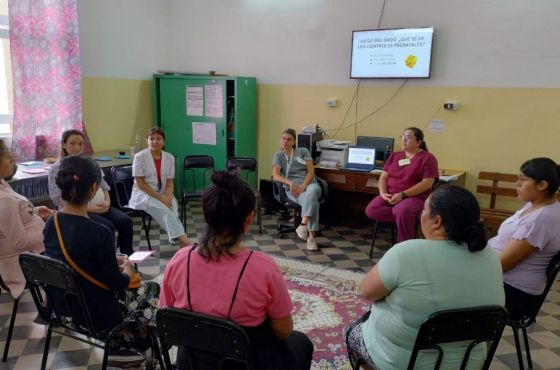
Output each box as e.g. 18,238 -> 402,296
476,171 -> 519,237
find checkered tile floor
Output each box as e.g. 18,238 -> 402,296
1,201 -> 559,369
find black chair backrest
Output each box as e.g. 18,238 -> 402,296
184,155 -> 215,170
111,165 -> 134,209
183,155 -> 215,193
408,305 -> 508,370
19,252 -> 102,338
156,308 -> 253,370
226,157 -> 257,186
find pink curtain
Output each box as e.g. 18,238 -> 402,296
9,0 -> 82,161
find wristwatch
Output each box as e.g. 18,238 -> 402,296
401,191 -> 408,199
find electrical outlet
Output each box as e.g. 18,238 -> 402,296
327,98 -> 337,108
443,100 -> 459,111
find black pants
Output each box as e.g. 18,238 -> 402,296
89,206 -> 134,255
504,283 -> 542,321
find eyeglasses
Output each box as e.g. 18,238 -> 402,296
400,135 -> 416,141
517,175 -> 539,183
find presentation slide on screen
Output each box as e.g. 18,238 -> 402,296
351,27 -> 433,78
348,148 -> 376,164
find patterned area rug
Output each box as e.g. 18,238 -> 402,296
275,257 -> 370,370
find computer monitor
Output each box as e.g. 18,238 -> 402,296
356,136 -> 395,162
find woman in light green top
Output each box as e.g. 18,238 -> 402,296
345,185 -> 504,369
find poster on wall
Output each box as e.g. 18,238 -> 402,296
192,122 -> 216,145
186,86 -> 203,116
204,84 -> 224,118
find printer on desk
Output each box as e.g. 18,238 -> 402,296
317,140 -> 351,167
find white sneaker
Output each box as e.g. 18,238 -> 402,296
296,224 -> 308,241
306,236 -> 319,251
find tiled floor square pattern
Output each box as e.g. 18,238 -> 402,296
1,201 -> 559,369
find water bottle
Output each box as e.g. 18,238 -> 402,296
135,133 -> 142,153
383,145 -> 391,163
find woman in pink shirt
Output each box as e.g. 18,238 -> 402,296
0,139 -> 52,298
365,127 -> 439,242
161,170 -> 313,370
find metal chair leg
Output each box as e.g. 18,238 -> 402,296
141,214 -> 152,251
522,326 -> 533,369
2,296 -> 20,361
41,323 -> 54,370
370,221 -> 379,259
512,326 -> 525,370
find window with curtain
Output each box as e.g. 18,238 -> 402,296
0,0 -> 13,138
8,0 -> 82,161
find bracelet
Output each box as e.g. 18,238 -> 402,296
401,191 -> 408,199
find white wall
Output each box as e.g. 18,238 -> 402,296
78,0 -> 170,79
78,0 -> 560,87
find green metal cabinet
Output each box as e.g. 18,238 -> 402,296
153,74 -> 257,196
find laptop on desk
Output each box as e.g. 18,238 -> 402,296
342,146 -> 376,172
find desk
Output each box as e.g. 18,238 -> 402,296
315,166 -> 466,221
9,150 -> 133,200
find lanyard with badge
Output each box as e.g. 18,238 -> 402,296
284,150 -> 294,187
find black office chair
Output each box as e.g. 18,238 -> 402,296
508,251 -> 560,370
111,165 -> 153,250
0,273 -> 22,362
19,252 -> 139,370
155,307 -> 253,370
226,157 -> 261,235
181,155 -> 215,228
346,305 -> 507,370
272,177 -> 329,239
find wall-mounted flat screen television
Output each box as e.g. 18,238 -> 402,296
350,27 -> 434,79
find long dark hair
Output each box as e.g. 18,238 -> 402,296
60,129 -> 84,157
56,155 -> 101,205
520,157 -> 560,197
405,126 -> 428,151
199,170 -> 256,259
428,185 -> 486,252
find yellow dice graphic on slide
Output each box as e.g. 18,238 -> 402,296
405,54 -> 417,68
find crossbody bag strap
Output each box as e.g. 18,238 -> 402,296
226,250 -> 254,320
53,212 -> 110,291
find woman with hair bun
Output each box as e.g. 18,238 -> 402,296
43,155 -> 159,363
489,157 -> 560,321
48,129 -> 134,255
346,185 -> 504,370
161,170 -> 313,370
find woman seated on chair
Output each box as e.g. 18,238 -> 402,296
365,127 -> 439,243
346,185 -> 504,370
160,170 -> 314,370
272,128 -> 321,251
0,139 -> 52,299
128,127 -> 189,247
43,155 -> 159,362
489,157 -> 560,321
48,129 -> 134,255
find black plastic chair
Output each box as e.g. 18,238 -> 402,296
155,307 -> 253,370
181,155 -> 215,228
369,221 -> 396,258
272,177 -> 329,239
0,274 -> 22,362
18,252 -> 136,370
226,157 -> 261,235
508,251 -> 560,370
111,165 -> 153,250
346,305 -> 507,370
